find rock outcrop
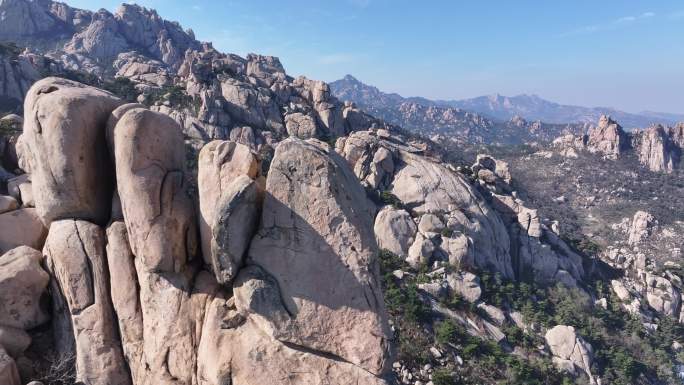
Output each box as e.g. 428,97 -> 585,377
2,72 -> 397,385
43,219 -> 130,385
638,124 -> 681,172
628,211 -> 655,246
545,325 -> 596,384
246,138 -> 390,375
586,115 -> 628,159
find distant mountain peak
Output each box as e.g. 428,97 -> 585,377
332,75 -> 683,129
342,74 -> 360,82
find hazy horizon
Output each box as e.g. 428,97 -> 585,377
68,0 -> 684,114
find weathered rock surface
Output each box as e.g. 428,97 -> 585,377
210,175 -> 260,285
0,346 -> 20,385
197,282 -> 389,385
391,150 -> 513,278
247,138 -> 390,375
638,124 -> 681,172
628,211 -> 654,246
0,246 -> 49,330
285,112 -> 318,139
407,233 -> 434,268
446,271 -> 482,303
644,272 -> 681,317
22,77 -> 122,225
43,219 -> 130,385
0,325 -> 30,358
373,206 -> 417,257
0,208 -> 46,255
587,115 -> 628,159
198,140 -> 260,284
113,107 -> 197,272
545,325 -> 595,384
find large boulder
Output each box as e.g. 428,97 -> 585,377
246,138 -> 390,375
285,112 -> 318,139
6,174 -> 32,207
373,206 -> 417,257
197,140 -> 260,284
22,77 -> 123,225
112,107 -> 197,273
638,124 -> 679,172
644,273 -> 681,317
0,208 -> 47,254
43,219 -> 131,385
545,325 -> 596,384
0,246 -> 49,329
446,271 -> 482,303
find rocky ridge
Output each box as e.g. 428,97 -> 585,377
330,76 -> 590,145
330,74 -> 684,129
553,115 -> 684,172
0,1 -> 683,384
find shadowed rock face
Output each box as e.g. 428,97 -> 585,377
246,138 -> 391,375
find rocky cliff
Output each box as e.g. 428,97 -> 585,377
0,2 -> 683,385
553,115 -> 684,172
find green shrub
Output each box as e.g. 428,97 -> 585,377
379,190 -> 403,208
0,42 -> 22,60
102,77 -> 139,102
432,368 -> 456,385
0,119 -> 20,137
435,319 -> 458,346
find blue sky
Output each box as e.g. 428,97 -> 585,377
68,0 -> 684,114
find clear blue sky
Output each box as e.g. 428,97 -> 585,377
69,0 -> 684,114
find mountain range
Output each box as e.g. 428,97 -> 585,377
330,74 -> 684,130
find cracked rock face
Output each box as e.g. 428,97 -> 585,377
246,138 -> 391,375
43,219 -> 130,385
